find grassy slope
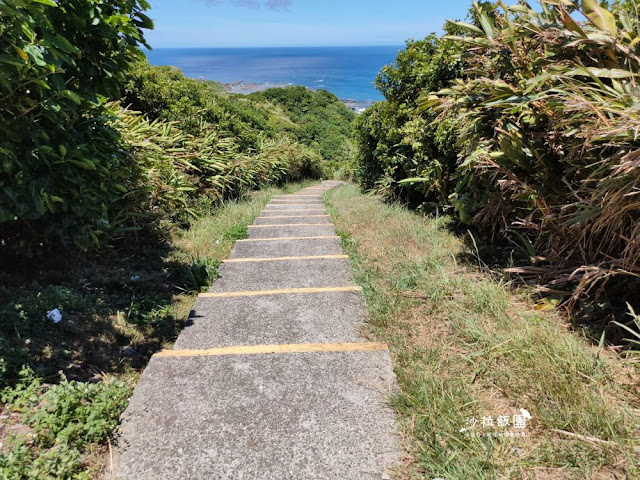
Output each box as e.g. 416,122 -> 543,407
324,184 -> 640,479
0,182 -> 314,478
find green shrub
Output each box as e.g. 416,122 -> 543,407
123,63 -> 271,150
0,0 -> 152,252
125,63 -> 355,175
0,439 -> 88,480
429,0 -> 640,307
354,34 -> 462,207
28,377 -> 132,447
122,63 -> 332,192
1,6 -> 350,257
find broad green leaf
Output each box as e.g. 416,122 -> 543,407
474,2 -> 496,40
398,177 -> 430,185
508,5 -> 531,14
565,67 -> 636,78
0,54 -> 26,67
581,0 -> 617,37
442,35 -> 493,47
61,89 -> 82,105
445,20 -> 484,36
542,0 -> 574,6
135,12 -> 154,29
561,10 -> 586,37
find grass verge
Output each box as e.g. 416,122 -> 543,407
324,184 -> 640,479
0,181 -> 314,478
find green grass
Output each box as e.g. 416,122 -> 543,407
0,181 -> 316,478
324,184 -> 640,479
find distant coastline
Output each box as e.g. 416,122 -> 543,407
146,46 -> 398,113
222,80 -> 376,113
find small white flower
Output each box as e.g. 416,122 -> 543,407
130,275 -> 140,282
47,308 -> 62,324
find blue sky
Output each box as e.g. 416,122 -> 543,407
145,0 -> 494,48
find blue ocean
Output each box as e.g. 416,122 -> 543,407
145,46 -> 402,108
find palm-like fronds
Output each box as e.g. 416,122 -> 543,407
108,104 -> 324,240
427,0 -> 640,307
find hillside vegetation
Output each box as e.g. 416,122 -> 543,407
355,0 -> 640,332
1,0 -> 353,256
123,63 -> 355,174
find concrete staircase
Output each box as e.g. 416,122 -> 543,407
111,182 -> 399,479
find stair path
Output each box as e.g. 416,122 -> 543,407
111,181 -> 400,479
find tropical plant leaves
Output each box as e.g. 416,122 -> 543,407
582,0 -> 618,37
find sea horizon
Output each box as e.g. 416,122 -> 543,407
145,45 -> 402,109
148,44 -> 404,49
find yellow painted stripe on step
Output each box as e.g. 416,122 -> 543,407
154,341 -> 387,358
198,286 -> 362,298
256,215 -> 330,219
223,255 -> 348,263
273,195 -> 322,198
237,235 -> 339,242
267,203 -> 324,206
263,209 -> 327,213
248,223 -> 333,228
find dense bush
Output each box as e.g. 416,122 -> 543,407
111,103 -> 302,229
120,63 -> 338,207
123,63 -> 271,150
0,0 -> 152,252
432,0 -> 640,310
355,34 -> 462,206
355,0 -> 640,319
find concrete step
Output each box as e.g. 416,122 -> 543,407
269,200 -> 325,205
247,224 -> 336,239
112,351 -> 399,480
229,238 -> 344,258
264,204 -> 327,211
260,209 -> 327,216
110,182 -> 399,480
209,258 -> 353,292
253,216 -> 332,225
174,290 -> 367,349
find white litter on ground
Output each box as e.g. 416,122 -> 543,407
47,308 -> 62,324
